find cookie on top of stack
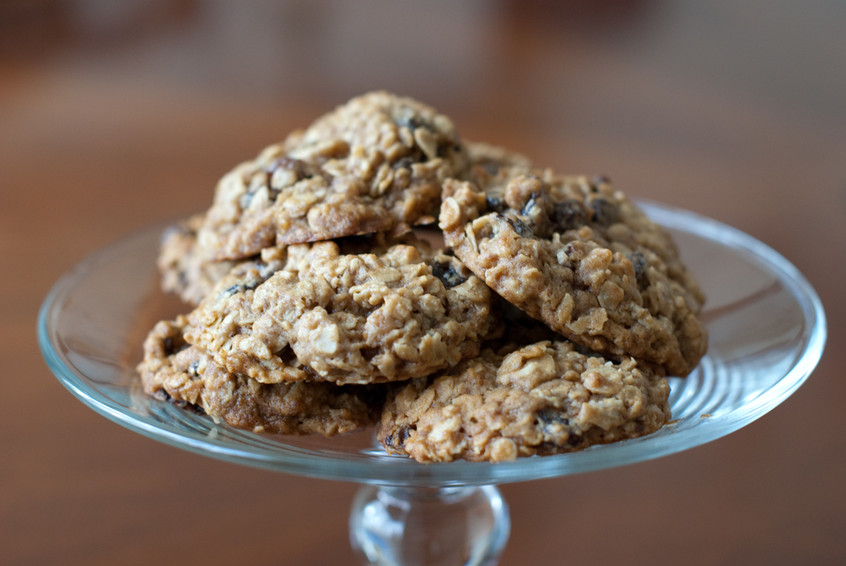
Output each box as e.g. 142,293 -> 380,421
138,91 -> 707,462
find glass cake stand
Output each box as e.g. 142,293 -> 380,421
39,201 -> 826,565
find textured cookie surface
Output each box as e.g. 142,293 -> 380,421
439,168 -> 707,376
378,340 -> 670,462
184,238 -> 496,385
138,317 -> 383,436
196,91 -> 469,260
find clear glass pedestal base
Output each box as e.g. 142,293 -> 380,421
350,484 -> 510,566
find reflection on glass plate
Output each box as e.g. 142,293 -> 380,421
39,201 -> 826,486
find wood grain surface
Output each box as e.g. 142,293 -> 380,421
2,2 -> 844,564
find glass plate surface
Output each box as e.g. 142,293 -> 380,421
38,202 -> 826,486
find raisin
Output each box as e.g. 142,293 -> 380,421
536,409 -> 569,434
395,113 -> 432,132
500,213 -> 534,237
589,198 -> 619,226
221,277 -> 263,299
553,199 -> 587,232
431,260 -> 467,288
384,425 -> 414,450
486,194 -> 507,213
629,251 -> 649,287
222,284 -> 242,298
520,192 -> 542,217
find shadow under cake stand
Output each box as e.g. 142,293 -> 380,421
39,202 -> 826,565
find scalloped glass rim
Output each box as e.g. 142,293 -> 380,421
38,201 -> 826,486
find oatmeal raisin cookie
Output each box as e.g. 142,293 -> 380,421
138,317 -> 382,436
184,238 -> 496,385
196,91 -> 469,259
439,168 -> 707,376
379,339 -> 670,462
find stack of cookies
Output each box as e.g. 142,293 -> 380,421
138,92 -> 708,463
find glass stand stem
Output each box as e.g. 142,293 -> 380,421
349,484 -> 510,566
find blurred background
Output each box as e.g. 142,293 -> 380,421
2,1 -> 844,564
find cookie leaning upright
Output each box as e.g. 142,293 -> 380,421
440,166 -> 708,377
196,91 -> 469,260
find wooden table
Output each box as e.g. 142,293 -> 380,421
3,2 -> 844,564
